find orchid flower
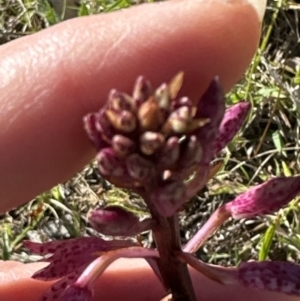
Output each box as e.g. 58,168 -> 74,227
25,73 -> 300,301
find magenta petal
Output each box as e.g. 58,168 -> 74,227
214,101 -> 251,155
39,268 -> 85,301
32,253 -> 95,281
224,176 -> 300,219
24,240 -> 66,255
26,237 -> 136,280
238,261 -> 300,296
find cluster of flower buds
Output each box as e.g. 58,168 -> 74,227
84,73 -> 208,191
25,73 -> 300,301
84,72 -> 248,217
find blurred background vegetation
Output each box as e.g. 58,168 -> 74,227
0,0 -> 300,267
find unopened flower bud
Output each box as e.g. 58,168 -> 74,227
97,148 -> 125,177
132,75 -> 152,105
168,71 -> 184,99
126,153 -> 155,182
154,83 -> 171,111
108,89 -> 136,112
94,111 -> 115,141
214,101 -> 251,155
140,131 -> 165,155
162,106 -> 192,134
112,135 -> 136,157
158,137 -> 180,169
138,97 -> 165,132
172,96 -> 194,110
185,118 -> 211,133
88,206 -> 142,236
83,113 -> 107,151
105,109 -> 137,133
179,135 -> 203,168
224,176 -> 300,219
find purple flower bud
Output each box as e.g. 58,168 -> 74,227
132,75 -> 152,105
172,96 -> 194,110
158,137 -> 180,169
224,176 -> 300,219
126,153 -> 155,182
179,135 -> 203,168
83,114 -> 108,151
140,131 -> 165,155
168,71 -> 184,99
97,148 -> 125,177
154,83 -> 171,111
238,261 -> 300,296
111,135 -> 136,157
162,106 -> 192,134
137,97 -> 165,132
214,101 -> 251,155
151,181 -> 187,217
107,89 -> 136,112
105,109 -> 137,133
88,206 -> 152,236
95,110 -> 116,141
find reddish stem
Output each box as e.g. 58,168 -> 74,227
145,188 -> 196,301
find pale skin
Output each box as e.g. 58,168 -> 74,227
0,0 -> 297,300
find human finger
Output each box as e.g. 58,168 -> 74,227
0,0 -> 265,213
0,258 -> 297,301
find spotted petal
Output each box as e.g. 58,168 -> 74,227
238,261 -> 300,296
39,268 -> 85,301
224,176 -> 300,219
180,253 -> 300,297
214,101 -> 251,155
25,237 -> 136,280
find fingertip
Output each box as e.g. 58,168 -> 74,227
0,0 -> 263,212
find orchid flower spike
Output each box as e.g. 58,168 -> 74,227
25,73 -> 261,301
83,73 -> 251,216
